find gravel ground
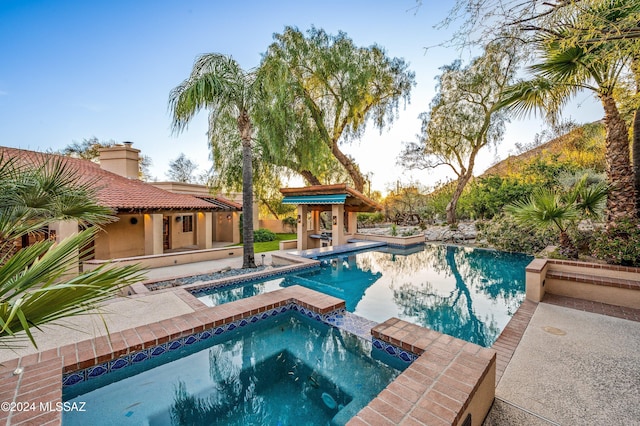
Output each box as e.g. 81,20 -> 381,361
147,265 -> 269,290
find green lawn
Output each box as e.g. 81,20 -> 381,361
231,233 -> 297,253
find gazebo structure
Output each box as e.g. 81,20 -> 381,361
280,184 -> 383,251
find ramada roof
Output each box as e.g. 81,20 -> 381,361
280,183 -> 383,213
0,147 -> 235,212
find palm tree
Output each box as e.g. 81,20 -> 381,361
502,34 -> 637,227
169,54 -> 258,268
506,178 -> 607,258
0,154 -> 144,349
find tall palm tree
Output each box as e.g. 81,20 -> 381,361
501,19 -> 637,227
0,154 -> 144,349
169,54 -> 258,268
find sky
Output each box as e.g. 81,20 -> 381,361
0,0 -> 605,194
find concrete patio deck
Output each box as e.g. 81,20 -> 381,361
487,302 -> 640,425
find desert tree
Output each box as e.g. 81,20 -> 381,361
166,153 -> 198,183
256,26 -> 415,191
399,39 -> 522,224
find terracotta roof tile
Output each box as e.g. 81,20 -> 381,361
0,147 -> 222,211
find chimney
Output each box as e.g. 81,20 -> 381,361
98,141 -> 140,179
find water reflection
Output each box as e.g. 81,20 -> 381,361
366,245 -> 530,346
196,244 -> 531,347
282,255 -> 382,311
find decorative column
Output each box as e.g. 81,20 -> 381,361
144,213 -> 163,255
297,204 -> 309,250
49,220 -> 80,275
197,212 -> 212,249
231,212 -> 241,244
347,211 -> 357,237
331,204 -> 345,246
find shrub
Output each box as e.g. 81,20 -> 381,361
357,212 -> 385,227
591,219 -> 640,266
390,223 -> 397,236
479,214 -> 558,254
253,228 -> 277,242
568,227 -> 595,255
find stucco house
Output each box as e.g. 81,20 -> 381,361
1,144 -> 242,263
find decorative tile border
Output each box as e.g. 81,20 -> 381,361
372,337 -> 419,363
62,302 -> 342,388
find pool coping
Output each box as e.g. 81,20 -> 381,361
350,318 -> 496,426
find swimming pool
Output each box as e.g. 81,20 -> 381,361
63,313 -> 403,425
195,245 -> 532,347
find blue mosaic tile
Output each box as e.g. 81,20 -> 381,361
385,345 -> 397,356
372,339 -> 384,350
63,302 -> 343,389
150,344 -> 167,357
87,363 -> 108,379
109,357 -> 129,371
399,351 -> 413,362
63,372 -> 84,386
168,339 -> 183,350
131,350 -> 149,364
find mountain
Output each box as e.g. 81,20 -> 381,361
481,121 -> 606,178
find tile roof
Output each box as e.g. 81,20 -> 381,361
0,146 -> 225,211
196,195 -> 243,211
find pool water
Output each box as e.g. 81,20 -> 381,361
196,245 -> 532,347
63,314 -> 403,426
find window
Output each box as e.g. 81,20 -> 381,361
182,215 -> 193,232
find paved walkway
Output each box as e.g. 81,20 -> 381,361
0,291 -> 195,363
0,251 -> 287,363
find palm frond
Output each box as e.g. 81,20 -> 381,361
0,227 -> 145,347
169,53 -> 253,134
506,189 -> 578,232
